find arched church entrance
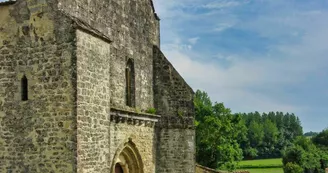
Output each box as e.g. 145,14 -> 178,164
115,163 -> 124,173
111,140 -> 144,173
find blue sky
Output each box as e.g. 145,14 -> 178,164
1,0 -> 326,132
153,0 -> 328,132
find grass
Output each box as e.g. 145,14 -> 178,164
239,159 -> 282,167
238,158 -> 283,173
238,168 -> 283,173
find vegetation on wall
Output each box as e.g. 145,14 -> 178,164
145,107 -> 157,114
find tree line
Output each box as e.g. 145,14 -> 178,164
239,111 -> 303,159
194,90 -> 327,172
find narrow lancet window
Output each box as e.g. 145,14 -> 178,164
126,59 -> 135,107
21,75 -> 28,101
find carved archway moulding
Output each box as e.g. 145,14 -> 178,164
111,138 -> 144,173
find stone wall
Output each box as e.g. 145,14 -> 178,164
153,46 -> 196,173
153,46 -> 195,117
109,109 -> 159,173
57,0 -> 160,111
0,1 -> 77,172
75,29 -> 111,173
156,127 -> 195,173
0,1 -> 197,173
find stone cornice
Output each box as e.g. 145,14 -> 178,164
110,107 -> 160,127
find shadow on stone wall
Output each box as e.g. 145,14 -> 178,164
153,45 -> 194,117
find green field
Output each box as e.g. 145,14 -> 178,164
238,158 -> 283,173
239,168 -> 283,173
239,158 -> 283,167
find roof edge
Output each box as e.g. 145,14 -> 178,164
60,11 -> 112,44
150,0 -> 160,21
150,0 -> 155,13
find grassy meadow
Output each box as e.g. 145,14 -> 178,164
240,168 -> 283,173
237,158 -> 283,173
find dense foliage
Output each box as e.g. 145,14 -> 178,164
239,111 -> 303,159
282,130 -> 328,173
195,90 -> 245,171
194,90 -> 327,172
283,162 -> 304,173
194,90 -> 304,170
312,129 -> 328,147
304,131 -> 319,137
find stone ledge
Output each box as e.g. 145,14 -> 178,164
110,107 -> 161,127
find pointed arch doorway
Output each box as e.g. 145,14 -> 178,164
115,163 -> 124,173
111,140 -> 144,173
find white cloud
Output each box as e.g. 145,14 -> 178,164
154,0 -> 328,131
203,1 -> 242,9
162,47 -> 303,114
213,23 -> 234,32
188,37 -> 200,45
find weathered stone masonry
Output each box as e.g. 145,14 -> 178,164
76,29 -> 111,172
0,0 -> 196,173
57,0 -> 160,111
0,0 -> 77,172
153,46 -> 196,173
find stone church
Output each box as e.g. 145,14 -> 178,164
0,0 -> 195,172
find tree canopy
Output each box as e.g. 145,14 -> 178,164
194,90 -> 327,172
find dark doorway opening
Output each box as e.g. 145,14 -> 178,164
115,163 -> 124,173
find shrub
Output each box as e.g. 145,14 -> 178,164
282,146 -> 305,166
283,162 -> 303,173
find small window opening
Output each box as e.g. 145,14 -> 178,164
21,75 -> 28,101
126,59 -> 135,107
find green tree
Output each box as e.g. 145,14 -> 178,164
282,136 -> 323,173
263,119 -> 279,145
283,162 -> 304,173
312,129 -> 328,147
248,120 -> 264,148
304,131 -> 319,137
195,90 -> 244,171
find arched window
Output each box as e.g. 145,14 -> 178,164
126,59 -> 135,107
21,75 -> 28,101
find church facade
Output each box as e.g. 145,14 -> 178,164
0,0 -> 195,173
